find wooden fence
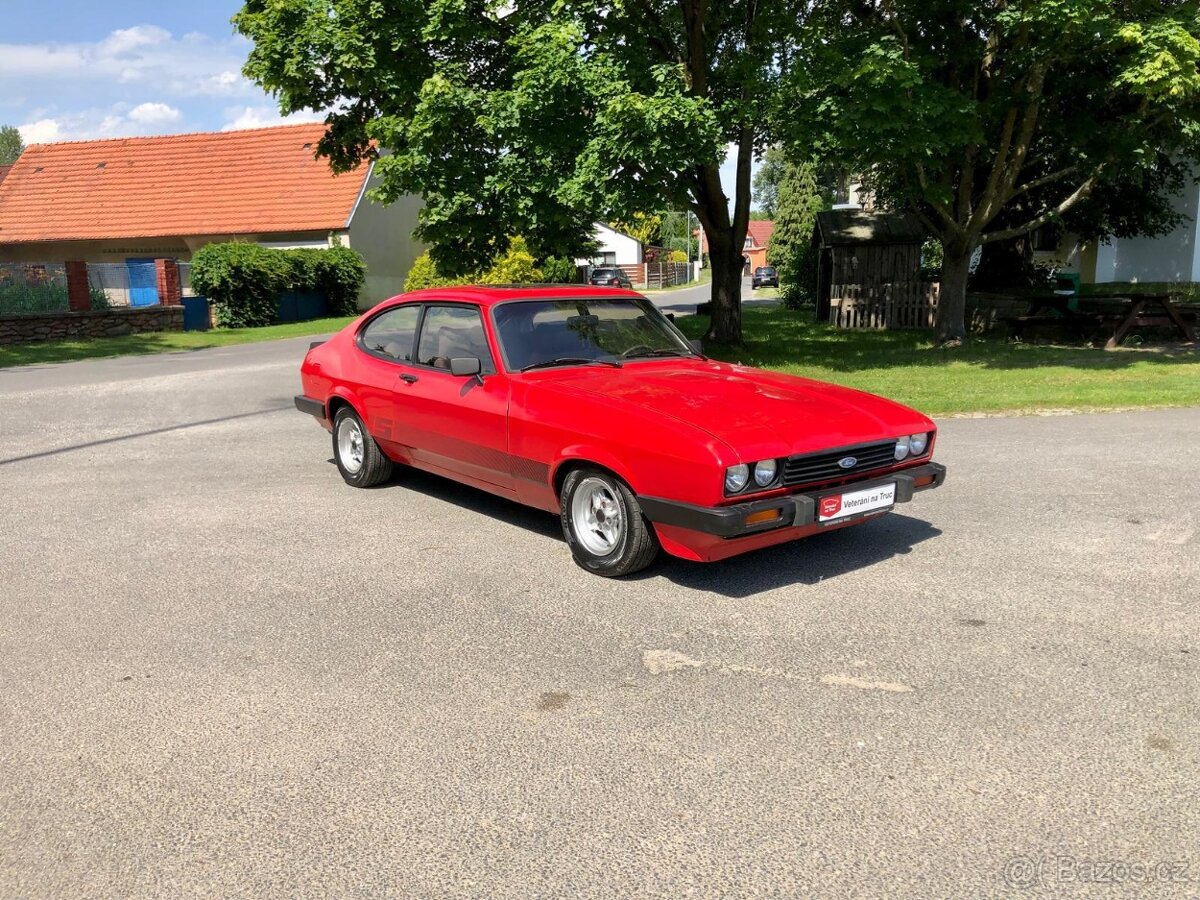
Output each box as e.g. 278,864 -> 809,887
829,283 -> 940,330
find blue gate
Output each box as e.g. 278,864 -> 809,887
125,258 -> 159,307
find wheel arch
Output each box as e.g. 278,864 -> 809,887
551,451 -> 641,501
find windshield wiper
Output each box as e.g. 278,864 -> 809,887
622,348 -> 693,360
521,357 -> 624,372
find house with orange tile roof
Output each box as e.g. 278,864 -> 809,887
0,123 -> 423,307
695,219 -> 775,274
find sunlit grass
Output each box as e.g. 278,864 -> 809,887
676,306 -> 1200,415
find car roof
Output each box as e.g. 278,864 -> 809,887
382,284 -> 645,309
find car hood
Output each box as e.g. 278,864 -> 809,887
537,360 -> 933,460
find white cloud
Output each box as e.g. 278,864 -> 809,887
222,105 -> 324,132
19,103 -> 188,144
128,102 -> 181,125
0,25 -> 252,97
18,119 -> 62,144
99,25 -> 172,56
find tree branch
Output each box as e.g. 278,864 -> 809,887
981,176 -> 1098,244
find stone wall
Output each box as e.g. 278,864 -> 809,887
0,306 -> 185,346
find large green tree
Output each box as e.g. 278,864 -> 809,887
785,1 -> 1200,344
0,125 -> 24,165
234,0 -> 804,343
769,159 -> 828,306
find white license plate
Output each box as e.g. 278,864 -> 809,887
818,482 -> 896,523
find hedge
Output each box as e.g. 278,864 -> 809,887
191,242 -> 366,328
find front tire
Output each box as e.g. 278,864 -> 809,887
560,468 -> 659,577
332,406 -> 393,488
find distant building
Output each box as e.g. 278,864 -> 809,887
0,123 -> 423,307
695,220 -> 775,273
578,222 -> 644,267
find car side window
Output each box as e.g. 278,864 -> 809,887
415,305 -> 496,374
361,305 -> 421,362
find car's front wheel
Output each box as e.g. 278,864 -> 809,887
332,406 -> 393,488
560,468 -> 659,577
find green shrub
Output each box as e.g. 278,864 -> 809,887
479,237 -> 543,285
405,237 -> 546,291
778,244 -> 818,310
191,241 -> 366,327
541,255 -> 579,284
404,251 -> 468,291
668,249 -> 688,263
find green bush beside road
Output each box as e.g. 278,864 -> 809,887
191,242 -> 366,327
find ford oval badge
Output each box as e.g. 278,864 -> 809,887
838,456 -> 858,469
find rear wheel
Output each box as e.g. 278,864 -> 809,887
560,468 -> 659,577
332,406 -> 393,488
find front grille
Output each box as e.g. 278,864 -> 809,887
782,440 -> 897,487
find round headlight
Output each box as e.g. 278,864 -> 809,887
909,432 -> 929,456
894,436 -> 911,461
753,459 -> 778,487
725,464 -> 750,493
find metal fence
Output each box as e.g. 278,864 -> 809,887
177,261 -> 197,297
87,262 -> 162,308
0,263 -> 71,314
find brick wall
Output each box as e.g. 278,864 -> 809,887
0,306 -> 185,346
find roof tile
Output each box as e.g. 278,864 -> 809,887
0,124 -> 370,244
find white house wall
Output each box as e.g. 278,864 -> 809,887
1092,178 -> 1200,283
579,224 -> 643,266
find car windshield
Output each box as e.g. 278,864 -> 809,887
492,297 -> 696,371
592,269 -> 618,278
757,267 -> 776,275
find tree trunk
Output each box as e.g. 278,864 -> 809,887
935,244 -> 973,345
704,233 -> 744,344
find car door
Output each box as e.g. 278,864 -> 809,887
355,303 -> 422,460
397,303 -> 513,492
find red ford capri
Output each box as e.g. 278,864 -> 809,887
296,286 -> 946,577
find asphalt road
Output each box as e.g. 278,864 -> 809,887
644,276 -> 780,317
1,336 -> 1197,898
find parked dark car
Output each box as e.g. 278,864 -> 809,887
589,267 -> 633,289
751,266 -> 779,289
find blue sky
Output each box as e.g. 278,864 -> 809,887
2,0 -> 753,206
0,1 -> 315,143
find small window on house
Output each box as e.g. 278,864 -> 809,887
744,237 -> 753,249
1031,225 -> 1063,252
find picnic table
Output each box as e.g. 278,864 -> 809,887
1004,293 -> 1197,347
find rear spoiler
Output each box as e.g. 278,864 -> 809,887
309,340 -> 326,350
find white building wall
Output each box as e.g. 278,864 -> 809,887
1093,180 -> 1200,283
578,224 -> 643,266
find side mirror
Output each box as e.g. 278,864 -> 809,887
689,339 -> 704,355
450,357 -> 482,377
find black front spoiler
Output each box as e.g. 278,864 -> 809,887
640,463 -> 947,539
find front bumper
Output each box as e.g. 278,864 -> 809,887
639,463 -> 947,540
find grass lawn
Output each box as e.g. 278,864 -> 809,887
0,316 -> 358,369
676,306 -> 1200,416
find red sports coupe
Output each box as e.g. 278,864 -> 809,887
296,286 -> 945,577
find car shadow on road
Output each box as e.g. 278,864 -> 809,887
358,464 -> 564,539
645,515 -> 943,598
366,465 -> 941,594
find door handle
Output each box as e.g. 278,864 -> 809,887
400,374 -> 419,384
